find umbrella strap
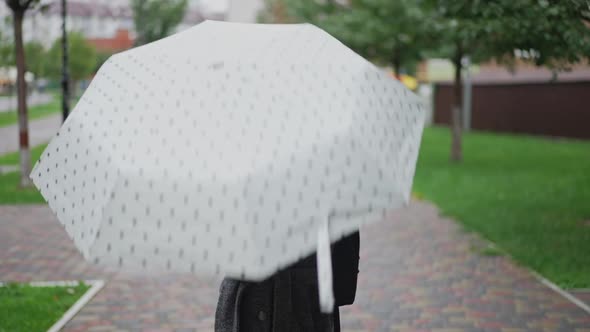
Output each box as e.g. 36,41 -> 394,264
316,213 -> 335,313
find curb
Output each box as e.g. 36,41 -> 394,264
475,241 -> 590,316
532,273 -> 590,315
422,201 -> 590,317
0,279 -> 105,332
471,241 -> 590,316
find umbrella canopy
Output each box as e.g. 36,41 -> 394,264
30,20 -> 425,312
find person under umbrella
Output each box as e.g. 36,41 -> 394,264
30,21 -> 425,332
215,231 -> 359,332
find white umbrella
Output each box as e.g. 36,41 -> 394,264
30,20 -> 425,312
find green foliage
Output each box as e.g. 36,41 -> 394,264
326,0 -> 432,73
0,283 -> 90,331
427,0 -> 590,68
131,0 -> 188,45
24,41 -> 45,77
45,32 -> 97,82
0,29 -> 13,67
485,0 -> 590,69
283,1 -> 589,72
283,0 -> 341,24
414,127 -> 590,288
283,0 -> 433,74
424,1 -> 482,61
1,32 -> 47,78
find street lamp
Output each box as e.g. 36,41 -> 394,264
61,0 -> 69,122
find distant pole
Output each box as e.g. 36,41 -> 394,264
462,56 -> 472,131
61,0 -> 70,122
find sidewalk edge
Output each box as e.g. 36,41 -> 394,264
532,272 -> 590,315
46,279 -> 105,332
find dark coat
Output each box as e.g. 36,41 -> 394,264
215,231 -> 360,332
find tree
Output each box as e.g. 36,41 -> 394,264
0,29 -> 14,68
323,0 -> 431,75
131,0 -> 188,46
24,41 -> 45,84
280,0 -> 431,75
427,0 -> 590,162
4,0 -> 40,187
486,1 -> 590,71
426,1 -> 482,162
283,0 -> 343,24
45,32 -> 96,98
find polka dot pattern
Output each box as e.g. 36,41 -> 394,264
29,21 -> 425,286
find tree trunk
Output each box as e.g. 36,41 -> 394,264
13,10 -> 32,187
450,44 -> 463,163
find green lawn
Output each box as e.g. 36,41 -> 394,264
0,172 -> 45,204
0,96 -> 60,128
413,126 -> 590,288
0,283 -> 90,332
0,144 -> 47,204
0,144 -> 47,165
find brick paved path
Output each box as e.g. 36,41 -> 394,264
1,202 -> 588,331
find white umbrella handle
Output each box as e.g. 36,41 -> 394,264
316,212 -> 335,313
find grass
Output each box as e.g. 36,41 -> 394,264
0,144 -> 47,166
413,126 -> 590,288
0,282 -> 90,332
0,96 -> 60,128
0,143 -> 47,204
0,172 -> 45,204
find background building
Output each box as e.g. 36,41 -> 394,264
0,0 -> 223,49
